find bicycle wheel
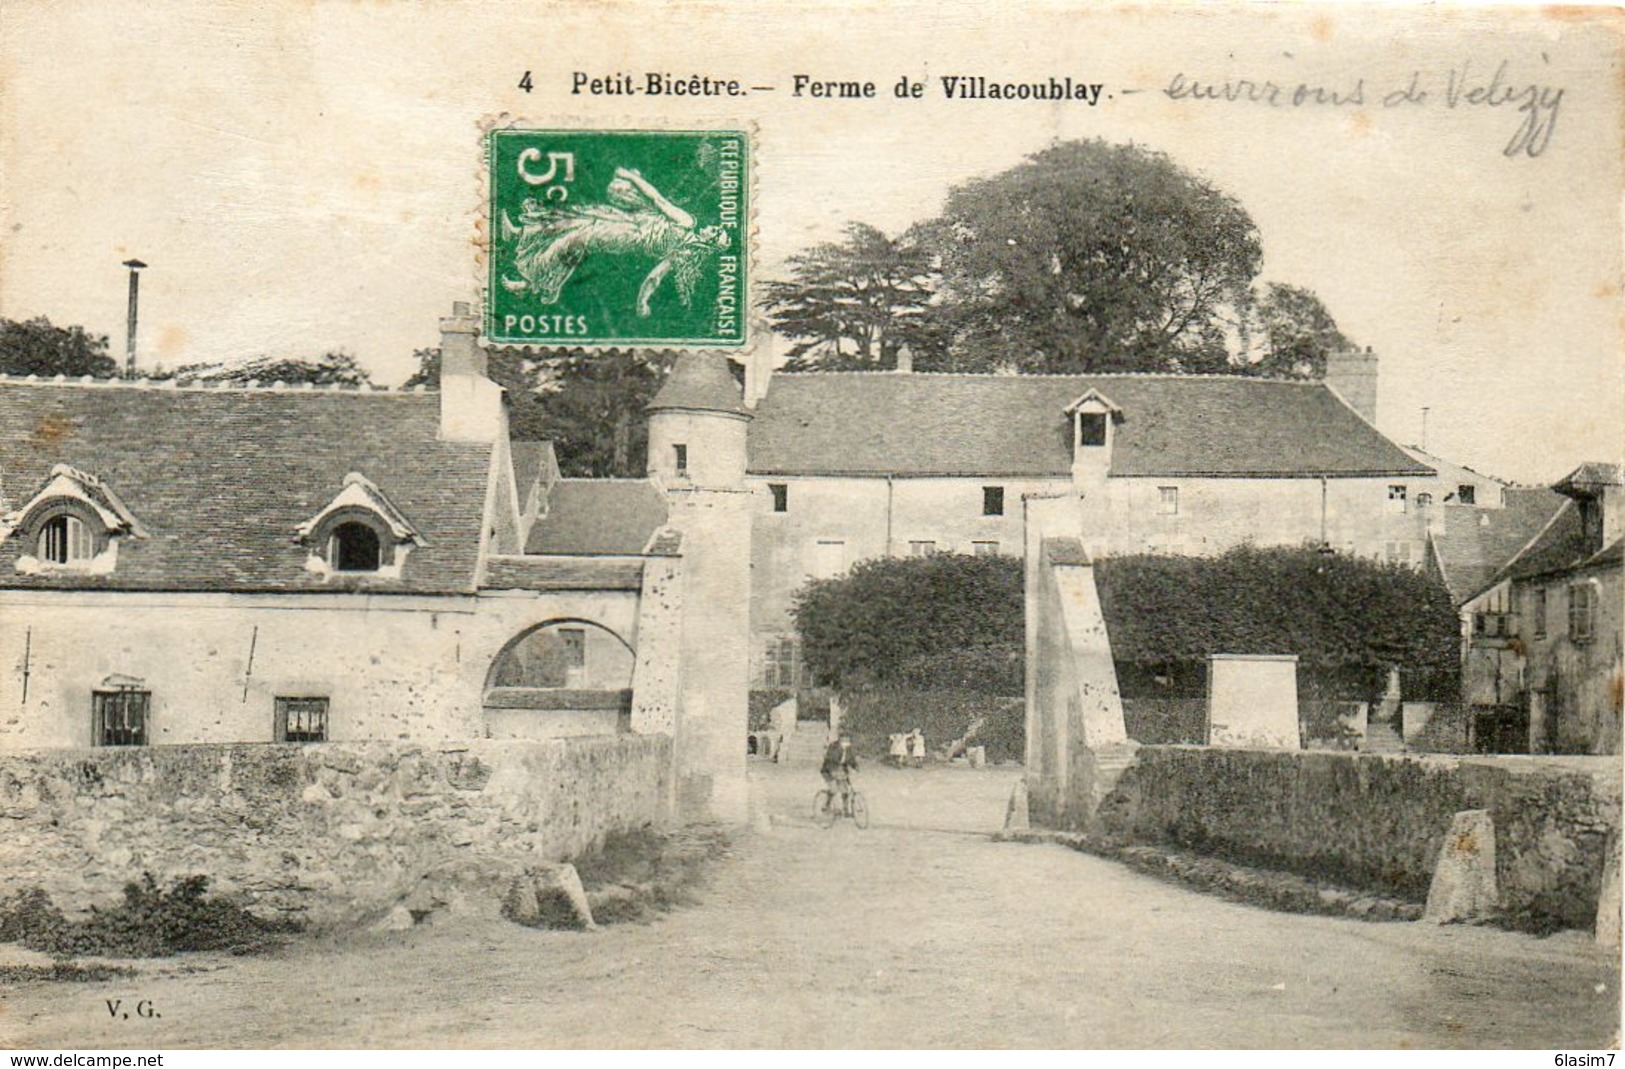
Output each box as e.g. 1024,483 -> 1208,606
850,791 -> 869,829
813,789 -> 838,828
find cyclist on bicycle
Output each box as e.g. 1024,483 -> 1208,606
820,731 -> 859,814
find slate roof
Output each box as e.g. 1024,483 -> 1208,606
1428,488 -> 1568,603
1557,462 -> 1625,493
0,379 -> 491,593
747,372 -> 1433,478
1480,498 -> 1587,588
524,479 -> 668,556
482,556 -> 645,591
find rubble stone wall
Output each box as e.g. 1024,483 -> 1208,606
0,736 -> 672,928
1100,746 -> 1621,929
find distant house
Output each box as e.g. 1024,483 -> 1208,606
728,349 -> 1439,689
1450,463 -> 1622,754
1502,464 -> 1623,754
1429,487 -> 1572,750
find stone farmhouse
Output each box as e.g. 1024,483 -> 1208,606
1451,463 -> 1623,755
0,305 -> 750,822
730,347 -> 1523,691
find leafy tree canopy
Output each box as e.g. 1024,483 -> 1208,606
1095,544 -> 1459,695
765,139 -> 1356,377
793,553 -> 1025,693
761,222 -> 940,370
406,346 -> 671,477
157,351 -> 372,386
929,139 -> 1263,372
793,545 -> 1458,701
0,317 -> 118,378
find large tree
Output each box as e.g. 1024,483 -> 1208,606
1234,282 -> 1354,380
0,317 -> 118,378
761,222 -> 939,370
927,139 -> 1264,373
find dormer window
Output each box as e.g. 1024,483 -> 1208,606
296,473 -> 422,581
329,521 -> 383,572
41,513 -> 96,564
1078,412 -> 1108,447
3,464 -> 147,575
1064,388 -> 1122,468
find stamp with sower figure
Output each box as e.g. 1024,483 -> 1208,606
486,129 -> 748,347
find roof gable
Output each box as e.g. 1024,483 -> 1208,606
1428,487 -> 1568,603
0,379 -> 493,593
748,372 -> 1433,478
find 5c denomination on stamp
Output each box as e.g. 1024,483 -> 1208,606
486,128 -> 748,347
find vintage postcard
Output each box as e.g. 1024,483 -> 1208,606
0,0 -> 1619,1055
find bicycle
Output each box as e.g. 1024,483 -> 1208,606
812,776 -> 869,829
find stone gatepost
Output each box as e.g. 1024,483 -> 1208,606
1022,490 -> 1136,831
1206,654 -> 1301,749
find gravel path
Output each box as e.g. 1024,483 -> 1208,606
1,762 -> 1616,1048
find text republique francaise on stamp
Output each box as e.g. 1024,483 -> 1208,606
486,128 -> 748,348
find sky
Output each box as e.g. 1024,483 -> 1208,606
0,0 -> 1620,485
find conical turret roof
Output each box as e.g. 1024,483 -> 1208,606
648,352 -> 750,416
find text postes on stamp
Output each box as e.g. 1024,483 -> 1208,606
487,128 -> 748,348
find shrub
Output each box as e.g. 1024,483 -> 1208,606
0,875 -> 298,959
1097,545 -> 1460,700
793,553 -> 1023,692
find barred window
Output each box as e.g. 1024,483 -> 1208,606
93,689 -> 150,747
275,697 -> 329,743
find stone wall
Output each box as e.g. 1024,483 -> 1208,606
0,736 -> 672,928
1100,745 -> 1621,930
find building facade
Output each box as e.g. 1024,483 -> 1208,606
0,308 -> 752,821
736,360 -> 1443,688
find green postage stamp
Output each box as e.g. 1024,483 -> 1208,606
486,128 -> 748,348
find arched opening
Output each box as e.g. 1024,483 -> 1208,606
484,620 -> 637,739
40,513 -> 95,564
329,521 -> 382,572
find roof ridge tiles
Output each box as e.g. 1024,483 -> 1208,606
0,373 -> 426,395
773,369 -> 1320,384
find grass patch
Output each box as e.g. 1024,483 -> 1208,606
0,875 -> 302,959
573,825 -> 729,925
0,962 -> 136,983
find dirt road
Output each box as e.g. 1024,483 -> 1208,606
2,762 -> 1618,1048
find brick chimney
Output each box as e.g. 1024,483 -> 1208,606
438,301 -> 503,442
1324,347 -> 1378,425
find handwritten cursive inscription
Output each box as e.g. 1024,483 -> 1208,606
1164,61 -> 1564,158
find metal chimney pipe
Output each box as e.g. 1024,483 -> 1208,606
122,258 -> 147,379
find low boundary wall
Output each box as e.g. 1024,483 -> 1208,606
0,736 -> 673,928
1098,746 -> 1621,930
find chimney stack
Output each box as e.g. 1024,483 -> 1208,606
1324,346 -> 1378,425
438,302 -> 502,442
